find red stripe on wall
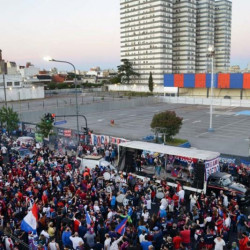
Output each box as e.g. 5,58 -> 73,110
174,74 -> 184,88
195,73 -> 206,88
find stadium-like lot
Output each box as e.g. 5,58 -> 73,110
8,94 -> 250,156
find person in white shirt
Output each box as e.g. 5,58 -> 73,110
48,237 -> 59,250
110,236 -> 123,250
104,234 -> 111,250
224,213 -> 231,230
1,146 -> 7,155
70,232 -> 84,250
178,187 -> 185,205
160,197 -> 168,210
189,193 -> 197,212
214,235 -> 226,250
223,194 -> 229,208
142,209 -> 149,222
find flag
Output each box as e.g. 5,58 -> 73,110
85,210 -> 92,227
115,217 -> 128,235
21,204 -> 38,234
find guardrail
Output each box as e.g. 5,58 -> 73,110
159,96 -> 250,107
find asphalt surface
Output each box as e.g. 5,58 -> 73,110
4,94 -> 250,157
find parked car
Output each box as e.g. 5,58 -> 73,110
207,172 -> 250,205
10,147 -> 34,159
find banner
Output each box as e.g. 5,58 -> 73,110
58,129 -> 64,136
175,156 -> 198,164
91,134 -> 109,146
110,136 -> 128,145
35,133 -> 43,142
219,157 -> 236,164
205,157 -> 220,180
64,130 -> 72,137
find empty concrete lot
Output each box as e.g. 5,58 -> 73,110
9,95 -> 250,156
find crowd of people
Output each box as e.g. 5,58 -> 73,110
0,133 -> 249,250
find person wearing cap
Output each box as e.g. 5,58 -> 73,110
153,226 -> 163,250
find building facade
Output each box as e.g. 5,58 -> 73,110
120,0 -> 173,85
173,0 -> 196,73
120,0 -> 232,84
196,0 -> 215,73
214,0 -> 232,72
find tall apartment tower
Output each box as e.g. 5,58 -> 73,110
172,0 -> 196,73
120,0 -> 232,84
214,0 -> 232,72
120,0 -> 173,85
196,0 -> 215,73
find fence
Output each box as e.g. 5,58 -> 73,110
159,96 -> 250,107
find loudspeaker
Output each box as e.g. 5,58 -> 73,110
193,162 -> 205,189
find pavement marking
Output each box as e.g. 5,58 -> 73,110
215,115 -> 220,117
192,120 -> 201,124
182,119 -> 189,122
196,116 -> 250,138
97,119 -> 104,122
129,114 -> 136,117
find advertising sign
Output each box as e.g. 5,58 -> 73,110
205,157 -> 220,180
91,134 -> 109,146
64,130 -> 72,137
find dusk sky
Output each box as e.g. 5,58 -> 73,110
1,0 -> 249,71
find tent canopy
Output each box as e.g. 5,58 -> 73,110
118,141 -> 220,161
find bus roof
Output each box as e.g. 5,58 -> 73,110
118,141 -> 220,161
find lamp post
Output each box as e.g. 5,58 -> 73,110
44,57 -> 80,142
207,46 -> 215,132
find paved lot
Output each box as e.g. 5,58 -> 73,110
6,95 -> 250,156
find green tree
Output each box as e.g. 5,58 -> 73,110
148,72 -> 154,92
110,75 -> 121,84
117,59 -> 140,84
37,114 -> 54,138
151,111 -> 183,143
0,106 -> 19,133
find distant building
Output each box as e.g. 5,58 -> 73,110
229,65 -> 241,73
214,0 -> 232,72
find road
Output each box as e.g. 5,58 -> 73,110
4,94 -> 250,156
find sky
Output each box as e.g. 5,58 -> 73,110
0,0 -> 249,71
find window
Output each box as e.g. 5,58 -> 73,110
14,82 -> 20,86
7,82 -> 12,87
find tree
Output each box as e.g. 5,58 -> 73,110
110,75 -> 121,84
151,111 -> 183,143
148,72 -> 154,92
0,106 -> 19,133
117,59 -> 140,84
37,114 -> 54,138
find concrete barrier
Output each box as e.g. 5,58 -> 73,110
159,96 -> 250,107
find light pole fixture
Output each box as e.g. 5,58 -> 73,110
207,45 -> 215,132
44,56 -> 80,142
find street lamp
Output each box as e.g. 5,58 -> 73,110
44,56 -> 80,142
207,45 -> 215,132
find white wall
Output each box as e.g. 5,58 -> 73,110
108,84 -> 178,94
0,86 -> 44,102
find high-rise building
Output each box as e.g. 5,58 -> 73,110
196,0 -> 215,73
120,0 -> 173,85
173,0 -> 196,73
120,0 -> 232,84
214,0 -> 232,72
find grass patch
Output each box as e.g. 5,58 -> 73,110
123,91 -> 154,97
165,138 -> 188,146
